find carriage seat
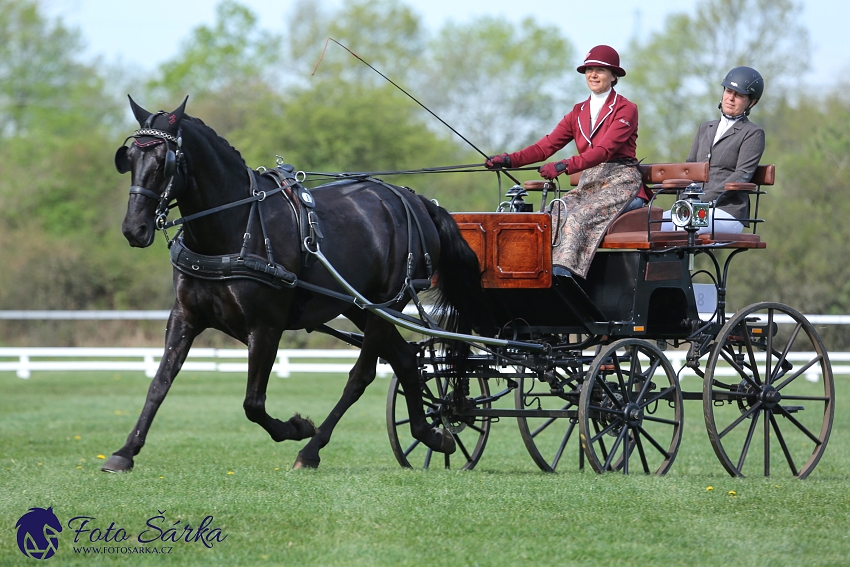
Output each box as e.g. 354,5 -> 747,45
597,163 -> 774,250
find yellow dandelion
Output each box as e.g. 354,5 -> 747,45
706,486 -> 714,491
97,455 -> 106,460
159,475 -> 164,479
76,466 -> 82,469
227,471 -> 235,475
728,490 -> 737,496
275,468 -> 280,471
74,435 -> 81,440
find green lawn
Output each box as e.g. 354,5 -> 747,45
1,369 -> 848,566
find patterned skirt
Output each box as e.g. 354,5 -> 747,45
550,160 -> 642,278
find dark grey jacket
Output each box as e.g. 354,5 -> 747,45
686,116 -> 765,221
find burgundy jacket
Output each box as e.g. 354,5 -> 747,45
509,90 -> 649,199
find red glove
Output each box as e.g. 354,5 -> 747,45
538,160 -> 568,180
484,153 -> 511,169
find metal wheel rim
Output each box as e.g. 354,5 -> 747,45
386,370 -> 491,470
579,339 -> 683,475
515,370 -> 583,472
703,302 -> 834,478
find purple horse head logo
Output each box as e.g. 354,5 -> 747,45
16,507 -> 62,560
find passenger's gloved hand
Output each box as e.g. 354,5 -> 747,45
484,153 -> 511,169
538,160 -> 568,180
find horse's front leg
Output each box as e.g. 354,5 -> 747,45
293,315 -> 454,469
242,329 -> 317,443
101,307 -> 200,472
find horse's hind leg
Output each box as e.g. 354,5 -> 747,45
242,329 -> 316,442
102,309 -> 199,472
293,315 -> 454,469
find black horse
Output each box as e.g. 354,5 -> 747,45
103,96 -> 489,471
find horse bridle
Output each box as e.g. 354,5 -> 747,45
114,112 -> 184,230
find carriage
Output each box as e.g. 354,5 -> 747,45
384,162 -> 834,478
110,98 -> 833,479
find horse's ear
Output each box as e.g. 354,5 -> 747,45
168,96 -> 189,127
128,95 -> 152,126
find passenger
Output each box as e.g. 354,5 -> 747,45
484,45 -> 649,278
663,66 -> 765,234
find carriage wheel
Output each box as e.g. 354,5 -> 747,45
515,368 -> 584,472
386,370 -> 490,470
579,339 -> 683,475
703,302 -> 834,478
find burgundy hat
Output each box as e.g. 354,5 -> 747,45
576,45 -> 626,77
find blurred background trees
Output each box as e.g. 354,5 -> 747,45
0,0 -> 847,347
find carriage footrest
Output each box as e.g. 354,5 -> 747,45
781,405 -> 805,414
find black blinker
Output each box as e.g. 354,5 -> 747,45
164,149 -> 177,177
114,146 -> 130,174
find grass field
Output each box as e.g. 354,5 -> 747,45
1,369 -> 848,566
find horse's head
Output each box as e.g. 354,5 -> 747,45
116,95 -> 188,247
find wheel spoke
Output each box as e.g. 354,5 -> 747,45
718,401 -> 762,439
635,357 -> 662,403
403,438 -> 422,458
774,355 -> 822,391
740,321 -> 763,386
456,434 -> 473,462
774,405 -> 824,445
603,426 -> 628,471
736,409 -> 761,472
530,406 -> 570,438
636,424 -> 672,459
643,414 -> 680,426
551,419 -> 576,469
765,309 -> 775,383
779,394 -> 830,402
592,419 -> 610,462
719,346 -> 761,391
635,433 -> 650,474
597,379 -> 625,410
770,321 -> 802,385
764,408 -> 771,476
640,386 -> 677,408
590,418 -> 622,443
770,413 -> 799,476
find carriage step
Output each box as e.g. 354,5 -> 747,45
782,405 -> 805,414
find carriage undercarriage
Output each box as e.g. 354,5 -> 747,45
380,167 -> 835,479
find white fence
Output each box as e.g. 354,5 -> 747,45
1,311 -> 849,380
0,348 -> 392,380
1,346 -> 848,381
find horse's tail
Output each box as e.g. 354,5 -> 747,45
418,196 -> 494,337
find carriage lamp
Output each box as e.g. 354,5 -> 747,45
499,185 -> 533,212
670,184 -> 709,229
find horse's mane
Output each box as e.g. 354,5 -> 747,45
181,115 -> 246,167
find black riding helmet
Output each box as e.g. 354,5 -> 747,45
721,66 -> 764,115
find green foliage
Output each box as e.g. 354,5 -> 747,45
2,0 -> 850,348
624,0 -> 809,161
729,95 -> 850,322
417,16 -> 583,151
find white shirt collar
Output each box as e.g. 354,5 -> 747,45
589,89 -> 611,129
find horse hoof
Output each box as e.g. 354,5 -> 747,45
289,414 -> 317,440
101,454 -> 134,473
292,454 -> 320,470
437,428 -> 456,455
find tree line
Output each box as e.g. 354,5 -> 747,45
0,0 -> 847,348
